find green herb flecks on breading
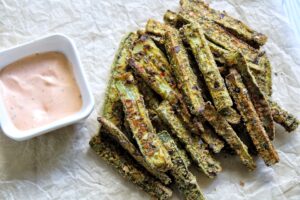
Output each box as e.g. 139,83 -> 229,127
116,74 -> 173,172
256,52 -> 272,96
270,101 -> 299,132
225,69 -> 279,166
201,123 -> 224,153
131,34 -> 202,135
164,28 -> 205,115
157,100 -> 222,178
177,12 -> 259,63
102,33 -> 138,128
98,117 -> 172,185
224,52 -> 275,140
202,102 -> 256,170
158,131 -> 206,200
219,107 -> 241,125
181,23 -> 233,111
180,0 -> 267,48
89,135 -> 173,200
130,36 -> 178,104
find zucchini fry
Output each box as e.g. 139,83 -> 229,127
130,37 -> 177,103
102,33 -> 138,127
225,52 -> 275,140
180,0 -> 267,48
136,77 -> 161,111
178,12 -> 259,62
132,35 -> 202,134
176,141 -> 192,167
270,101 -> 299,132
164,28 -> 205,115
116,74 -> 173,172
98,117 -> 172,185
157,100 -> 222,178
146,19 -> 169,37
135,84 -> 193,166
258,53 -> 272,96
135,77 -> 169,133
164,10 -> 180,27
146,20 -> 205,115
181,23 -> 233,111
137,29 -> 166,49
207,40 -> 263,73
129,58 -> 177,104
163,10 -> 264,71
202,102 -> 256,170
225,69 -> 279,166
201,124 -> 224,153
219,107 -> 241,125
90,135 -> 172,200
162,10 -> 263,71
158,131 -> 206,200
263,54 -> 272,97
133,35 -> 174,78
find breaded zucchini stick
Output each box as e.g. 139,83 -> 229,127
258,52 -> 272,96
181,23 -> 233,111
219,107 -> 241,125
102,33 -> 138,127
135,77 -> 169,133
178,12 -> 259,62
131,35 -> 202,134
134,84 -> 193,166
225,69 -> 279,166
201,123 -> 224,153
133,34 -> 174,78
164,10 -> 180,27
98,117 -> 172,185
146,19 -> 169,37
158,131 -> 206,200
129,57 -> 178,104
207,40 -> 263,73
116,74 -> 172,172
130,37 -> 177,103
163,10 -> 263,72
156,100 -> 222,178
175,141 -> 192,167
90,135 -> 172,200
270,101 -> 299,132
137,29 -> 166,49
263,54 -> 272,97
136,77 -> 160,111
225,52 -> 275,140
164,28 -> 205,115
202,102 -> 256,170
180,0 -> 267,48
146,19 -> 205,115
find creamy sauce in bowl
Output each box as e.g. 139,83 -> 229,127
0,52 -> 82,130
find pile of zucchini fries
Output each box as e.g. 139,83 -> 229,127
90,0 -> 299,199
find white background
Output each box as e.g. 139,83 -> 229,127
0,0 -> 299,199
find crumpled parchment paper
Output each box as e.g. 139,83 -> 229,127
0,0 -> 299,199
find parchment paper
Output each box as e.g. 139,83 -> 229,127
0,0 -> 299,199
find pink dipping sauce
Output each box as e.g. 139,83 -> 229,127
0,52 -> 83,130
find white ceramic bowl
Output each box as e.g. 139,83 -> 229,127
0,34 -> 94,141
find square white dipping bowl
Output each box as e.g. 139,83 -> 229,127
0,34 -> 94,141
